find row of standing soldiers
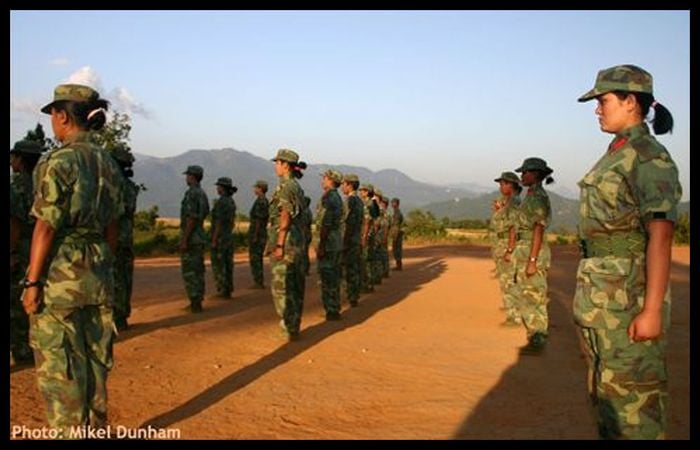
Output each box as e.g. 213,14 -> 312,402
177,151 -> 406,342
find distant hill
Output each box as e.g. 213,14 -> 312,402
421,190 -> 581,231
132,148 -> 475,218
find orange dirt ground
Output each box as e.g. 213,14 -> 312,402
10,244 -> 689,439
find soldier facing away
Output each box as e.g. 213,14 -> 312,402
574,64 -> 682,440
10,139 -> 46,364
248,180 -> 269,289
180,165 -> 210,313
341,173 -> 364,307
316,169 -> 344,320
210,176 -> 237,299
22,83 -> 123,435
390,197 -> 405,271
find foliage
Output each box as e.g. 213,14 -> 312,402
405,209 -> 447,239
674,213 -> 690,245
444,218 -> 490,229
134,206 -> 160,232
23,123 -> 59,150
91,111 -> 132,154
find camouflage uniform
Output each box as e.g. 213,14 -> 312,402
113,177 -> 138,328
489,172 -> 522,323
300,197 -> 313,276
511,160 -> 552,347
28,122 -> 123,435
180,166 -> 210,311
343,175 -> 364,306
359,186 -> 376,293
369,196 -> 383,286
10,164 -> 36,362
316,170 -> 343,317
575,65 -> 682,440
210,177 -> 237,297
248,181 -> 269,288
268,149 -> 306,339
390,201 -> 405,270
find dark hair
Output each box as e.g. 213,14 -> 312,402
369,200 -> 380,218
510,182 -> 523,194
391,198 -> 400,205
122,167 -> 134,178
193,173 -> 203,182
15,152 -> 42,174
52,97 -> 110,131
532,170 -> 555,185
347,180 -> 359,191
331,180 -> 341,188
285,160 -> 307,179
613,91 -> 673,135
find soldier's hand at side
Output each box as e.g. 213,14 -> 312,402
22,286 -> 42,315
525,260 -> 537,277
503,253 -> 511,263
273,246 -> 284,261
627,309 -> 663,342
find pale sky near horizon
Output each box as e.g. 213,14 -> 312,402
10,10 -> 690,200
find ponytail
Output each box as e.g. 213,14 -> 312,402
291,161 -> 307,179
53,98 -> 110,131
544,176 -> 555,185
614,91 -> 674,135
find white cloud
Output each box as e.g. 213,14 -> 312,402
10,98 -> 42,117
64,66 -> 104,93
109,87 -> 154,120
49,57 -> 70,66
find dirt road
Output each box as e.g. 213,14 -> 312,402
10,245 -> 689,439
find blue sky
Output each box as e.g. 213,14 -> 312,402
10,10 -> 689,200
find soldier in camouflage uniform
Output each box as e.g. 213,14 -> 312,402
316,169 -> 344,320
341,173 -> 364,307
267,149 -> 307,341
390,197 -> 405,271
358,184 -> 377,293
10,139 -> 46,364
575,65 -> 682,439
489,172 -> 523,326
369,188 -> 383,286
300,196 -> 313,277
210,177 -> 237,299
375,192 -> 391,279
21,84 -> 123,435
248,180 -> 269,289
504,157 -> 554,355
180,165 -> 210,313
109,147 -> 139,331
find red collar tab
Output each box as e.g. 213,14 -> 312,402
611,137 -> 628,152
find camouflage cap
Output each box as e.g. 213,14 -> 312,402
253,180 -> 268,190
10,139 -> 45,155
183,165 -> 204,177
515,157 -> 553,175
321,169 -> 343,184
110,147 -> 135,166
343,173 -> 359,183
494,171 -> 520,185
391,197 -> 400,203
271,148 -> 299,164
359,183 -> 375,192
374,189 -> 384,199
41,84 -> 100,114
578,64 -> 653,103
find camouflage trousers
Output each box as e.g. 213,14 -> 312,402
318,250 -> 341,315
379,245 -> 390,278
29,304 -> 114,438
211,244 -> 234,296
113,246 -> 134,322
392,232 -> 403,265
361,244 -> 374,292
578,326 -> 668,439
10,253 -> 32,360
343,244 -> 362,303
371,243 -> 383,285
303,241 -> 311,276
494,239 -> 520,321
270,257 -> 305,336
249,240 -> 266,286
512,245 -> 550,339
181,244 -> 205,306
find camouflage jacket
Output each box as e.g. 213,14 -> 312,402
180,183 -> 210,246
515,185 -> 551,234
489,195 -> 521,244
118,178 -> 139,248
390,207 -> 405,235
573,123 -> 681,330
31,131 -> 124,309
344,192 -> 364,248
267,174 -> 305,263
248,195 -> 269,242
316,188 -> 343,252
211,194 -> 236,246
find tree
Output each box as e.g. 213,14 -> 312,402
91,111 -> 132,154
23,123 -> 58,150
405,209 -> 447,238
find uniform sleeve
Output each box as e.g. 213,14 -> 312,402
261,199 -> 269,221
630,152 -> 682,224
30,155 -> 74,231
210,199 -> 220,222
528,195 -> 550,228
277,183 -> 300,219
322,194 -> 341,229
186,190 -> 208,221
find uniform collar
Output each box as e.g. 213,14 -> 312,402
61,130 -> 91,146
527,184 -> 542,196
609,122 -> 649,153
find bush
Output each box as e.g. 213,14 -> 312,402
405,209 -> 447,239
134,206 -> 160,232
674,213 -> 690,245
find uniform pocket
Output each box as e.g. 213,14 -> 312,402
578,257 -> 633,311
